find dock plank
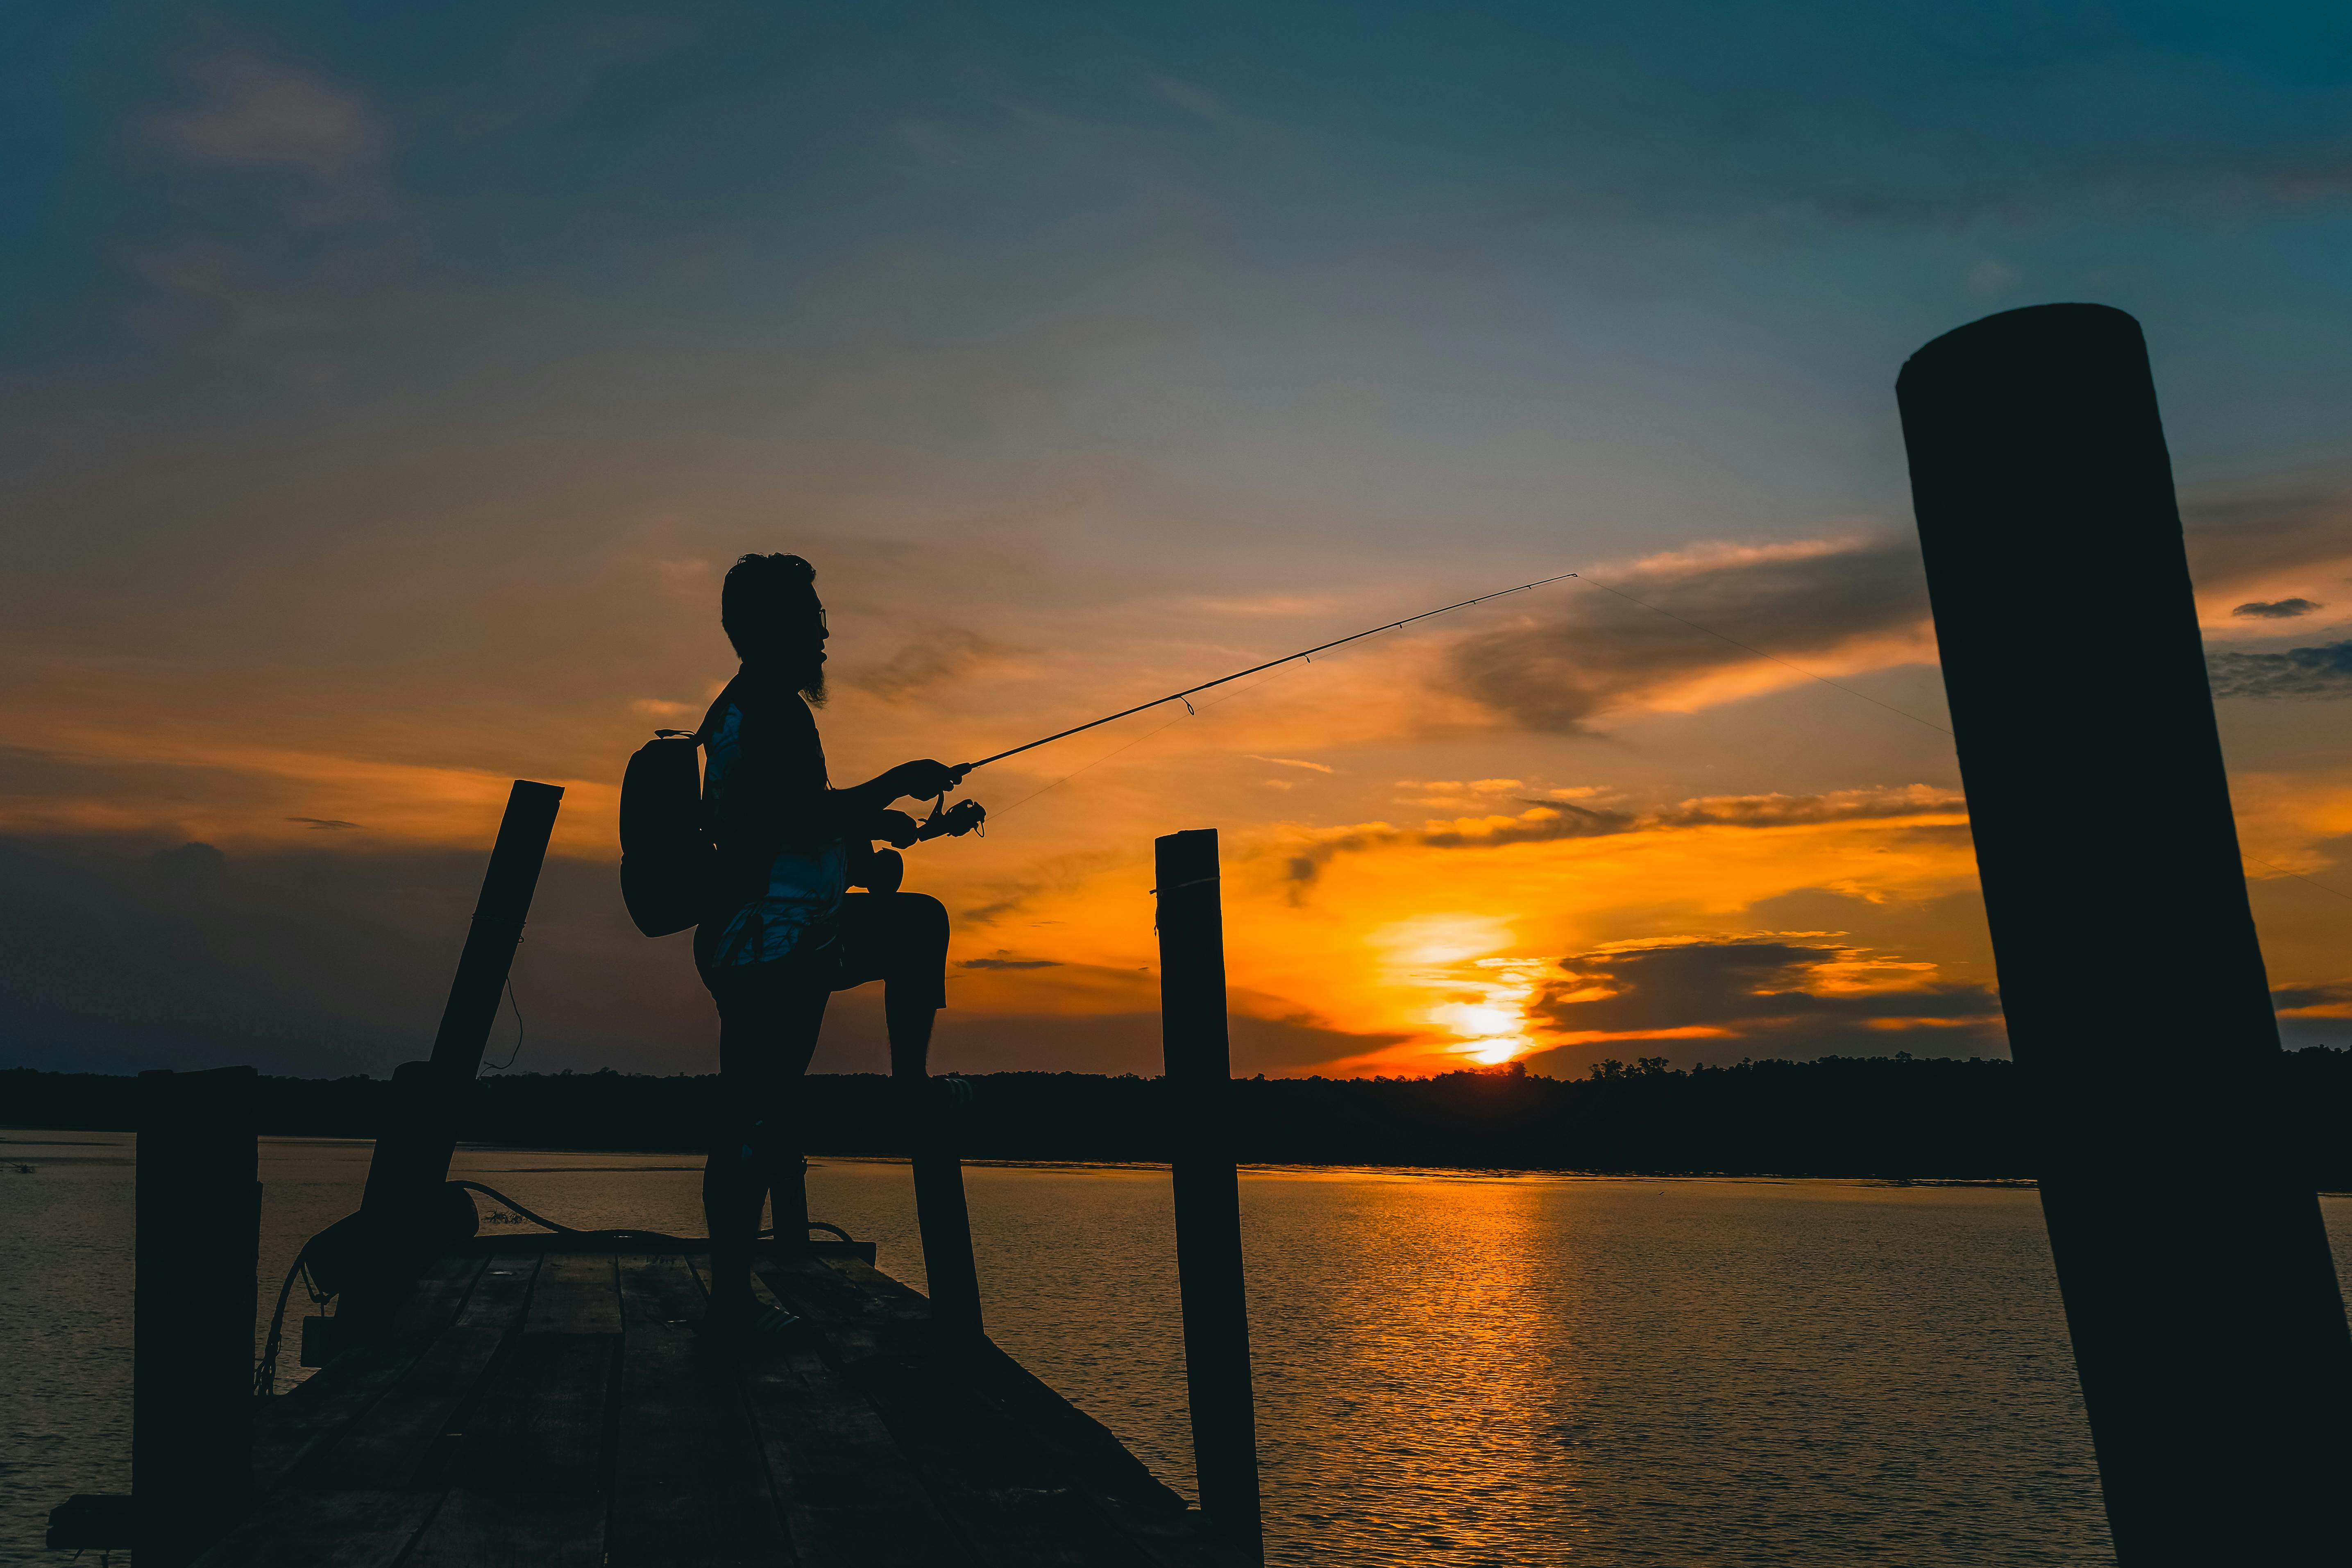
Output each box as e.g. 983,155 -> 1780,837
404,1489 -> 605,1568
964,1343 -> 1235,1568
302,1248 -> 540,1491
453,1333 -> 619,1492
195,1489 -> 439,1568
526,1250 -> 622,1334
455,1251 -> 545,1327
607,1253 -> 791,1568
757,1254 -> 1161,1568
395,1249 -> 496,1337
301,1326 -> 507,1490
708,1254 -> 967,1568
252,1343 -> 419,1494
450,1244 -> 620,1492
252,1253 -> 491,1492
736,1338 -> 970,1567
809,1257 -> 1232,1568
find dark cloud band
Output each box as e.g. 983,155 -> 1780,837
1448,535 -> 1932,734
2208,639 -> 2352,699
1285,787 -> 1964,888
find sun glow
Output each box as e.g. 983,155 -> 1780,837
1368,916 -> 1553,1065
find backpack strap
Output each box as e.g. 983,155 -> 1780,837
654,679 -> 740,745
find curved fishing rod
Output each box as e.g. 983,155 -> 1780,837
958,571 -> 1580,773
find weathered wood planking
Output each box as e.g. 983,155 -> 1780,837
454,1251 -> 619,1492
404,1490 -> 605,1568
756,1253 -> 1175,1568
805,1256 -> 1234,1567
201,1239 -> 1248,1568
249,1252 -> 490,1492
197,1489 -> 441,1568
300,1253 -> 539,1491
730,1282 -> 967,1565
608,1253 -> 791,1568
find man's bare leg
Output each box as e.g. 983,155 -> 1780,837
704,976 -> 826,1332
874,894 -> 982,1334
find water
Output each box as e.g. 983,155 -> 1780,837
8,1131 -> 2351,1566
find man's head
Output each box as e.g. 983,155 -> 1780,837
721,553 -> 828,701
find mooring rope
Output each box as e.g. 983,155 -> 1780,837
253,1182 -> 859,1393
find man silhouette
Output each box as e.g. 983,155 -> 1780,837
692,552 -> 971,1338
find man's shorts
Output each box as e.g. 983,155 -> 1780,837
700,891 -> 948,1012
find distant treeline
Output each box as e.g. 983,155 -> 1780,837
9,1051 -> 2352,1182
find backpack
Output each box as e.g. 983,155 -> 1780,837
619,727 -> 718,937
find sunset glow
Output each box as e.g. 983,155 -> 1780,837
7,7 -> 2351,1081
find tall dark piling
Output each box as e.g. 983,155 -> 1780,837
134,1066 -> 260,1566
1896,303 -> 2352,1563
1154,828 -> 1264,1561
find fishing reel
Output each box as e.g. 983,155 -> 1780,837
915,797 -> 987,842
853,797 -> 984,895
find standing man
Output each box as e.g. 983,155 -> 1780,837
694,551 -> 974,1338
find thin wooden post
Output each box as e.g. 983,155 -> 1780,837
1896,303 -> 2352,1564
416,779 -> 565,1157
361,781 -> 561,1208
1154,828 -> 1263,1561
911,1128 -> 984,1341
134,1066 -> 260,1567
331,781 -> 560,1320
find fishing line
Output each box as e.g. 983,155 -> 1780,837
482,973 -> 526,1072
943,560 -> 2352,906
2236,853 -> 2352,904
959,571 -> 1582,774
1575,578 -> 2352,903
990,663 -> 1304,820
1572,576 -> 1954,737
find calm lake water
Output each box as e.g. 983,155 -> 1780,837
7,1130 -> 2350,1566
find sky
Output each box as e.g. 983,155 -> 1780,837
5,0 -> 2351,1080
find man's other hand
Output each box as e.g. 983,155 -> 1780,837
875,810 -> 921,849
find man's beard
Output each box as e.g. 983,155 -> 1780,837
799,666 -> 828,705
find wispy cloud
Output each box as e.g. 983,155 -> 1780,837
2209,640 -> 2352,700
156,54 -> 390,223
1448,535 -> 1933,734
1284,785 -> 1966,889
841,629 -> 1006,703
1524,933 -> 2004,1069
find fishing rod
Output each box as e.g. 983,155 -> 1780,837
957,571 -> 1581,774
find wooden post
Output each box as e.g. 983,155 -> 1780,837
134,1066 -> 260,1567
1154,829 -> 1263,1561
361,781 -> 561,1208
334,781 -> 560,1320
416,779 -> 565,1154
911,1130 -> 984,1341
1896,304 -> 2352,1563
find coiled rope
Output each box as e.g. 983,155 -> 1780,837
254,1182 -> 855,1395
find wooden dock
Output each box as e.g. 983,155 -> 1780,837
54,806 -> 1269,1566
206,1235 -> 1245,1568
